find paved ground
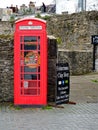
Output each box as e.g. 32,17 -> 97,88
0,73 -> 98,130
70,73 -> 98,103
0,103 -> 98,130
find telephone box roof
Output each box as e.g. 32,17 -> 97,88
15,17 -> 46,24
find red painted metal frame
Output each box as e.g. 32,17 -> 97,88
14,18 -> 47,105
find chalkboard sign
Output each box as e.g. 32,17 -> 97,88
56,63 -> 70,105
92,35 -> 98,44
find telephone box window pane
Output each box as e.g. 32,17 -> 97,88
38,45 -> 40,50
38,66 -> 40,72
21,74 -> 24,80
21,44 -> 22,50
38,36 -> 40,50
38,51 -> 40,55
28,81 -> 37,87
20,36 -> 23,42
38,74 -> 40,80
24,74 -> 37,80
24,52 -> 40,66
24,36 -> 37,42
38,81 -> 40,87
38,36 -> 40,42
24,44 -> 37,50
21,66 -> 24,72
24,66 -> 37,72
24,52 -> 28,57
24,89 -> 37,95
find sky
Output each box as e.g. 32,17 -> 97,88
56,0 -> 98,14
0,0 -> 98,13
56,0 -> 77,14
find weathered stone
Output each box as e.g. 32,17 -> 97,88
47,11 -> 98,51
0,37 -> 14,102
58,50 -> 93,75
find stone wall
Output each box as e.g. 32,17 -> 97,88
47,36 -> 57,102
0,21 -> 14,35
0,11 -> 98,51
58,50 -> 93,75
0,37 -> 14,102
47,11 -> 98,50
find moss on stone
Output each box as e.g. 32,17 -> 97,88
0,34 -> 13,39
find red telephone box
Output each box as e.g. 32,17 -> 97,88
14,18 -> 47,105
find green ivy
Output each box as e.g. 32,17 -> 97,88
0,34 -> 13,39
35,13 -> 42,18
42,105 -> 53,110
91,79 -> 98,83
57,37 -> 62,44
35,14 -> 51,20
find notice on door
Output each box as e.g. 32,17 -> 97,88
56,63 -> 70,105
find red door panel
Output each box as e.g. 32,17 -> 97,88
14,34 -> 47,105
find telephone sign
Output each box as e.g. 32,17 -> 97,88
19,26 -> 42,30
